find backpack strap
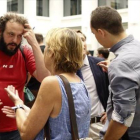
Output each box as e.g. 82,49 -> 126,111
19,45 -> 25,60
19,46 -> 28,84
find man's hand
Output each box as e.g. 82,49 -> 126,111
2,105 -> 30,118
23,24 -> 38,48
2,106 -> 16,118
100,112 -> 107,124
97,61 -> 109,72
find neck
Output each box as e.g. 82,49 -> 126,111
52,71 -> 76,76
108,32 -> 128,48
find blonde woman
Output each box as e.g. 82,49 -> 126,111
2,28 -> 90,140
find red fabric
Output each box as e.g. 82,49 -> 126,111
0,46 -> 36,132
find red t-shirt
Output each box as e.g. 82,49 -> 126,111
0,46 -> 36,132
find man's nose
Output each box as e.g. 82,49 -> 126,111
13,36 -> 18,43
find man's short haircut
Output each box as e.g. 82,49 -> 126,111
35,33 -> 44,44
76,30 -> 86,40
45,28 -> 83,73
90,6 -> 124,35
0,12 -> 28,33
97,47 -> 109,59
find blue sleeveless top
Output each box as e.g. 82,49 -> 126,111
48,76 -> 91,140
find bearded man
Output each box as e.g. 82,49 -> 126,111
0,13 -> 50,140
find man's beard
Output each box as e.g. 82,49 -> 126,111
0,36 -> 21,56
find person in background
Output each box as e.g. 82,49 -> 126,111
76,30 -> 109,140
2,28 -> 91,140
97,47 -> 110,71
97,47 -> 109,60
90,6 -> 140,140
35,33 -> 45,53
86,50 -> 92,56
0,12 -> 50,140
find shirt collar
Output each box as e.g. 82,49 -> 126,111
83,55 -> 89,66
110,35 -> 134,53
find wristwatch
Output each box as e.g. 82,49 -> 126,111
11,105 -> 24,112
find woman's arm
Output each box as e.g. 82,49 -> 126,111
4,76 -> 61,140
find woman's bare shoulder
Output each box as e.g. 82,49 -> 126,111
42,76 -> 58,84
39,76 -> 60,94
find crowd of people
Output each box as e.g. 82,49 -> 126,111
0,5 -> 140,140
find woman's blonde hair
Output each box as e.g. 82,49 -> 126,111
45,28 -> 83,73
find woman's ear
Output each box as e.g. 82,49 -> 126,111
48,49 -> 54,58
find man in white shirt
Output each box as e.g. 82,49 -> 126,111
76,30 -> 109,140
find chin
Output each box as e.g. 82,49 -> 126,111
7,47 -> 16,51
7,48 -> 16,52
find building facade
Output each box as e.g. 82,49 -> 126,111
0,0 -> 140,53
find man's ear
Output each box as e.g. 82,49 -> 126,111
98,29 -> 106,38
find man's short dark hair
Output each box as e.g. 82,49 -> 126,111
97,47 -> 109,59
35,33 -> 43,44
90,6 -> 124,35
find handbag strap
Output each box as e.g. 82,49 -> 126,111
59,75 -> 79,140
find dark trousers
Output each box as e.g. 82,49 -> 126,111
0,130 -> 21,140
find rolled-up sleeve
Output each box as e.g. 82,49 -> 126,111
108,59 -> 139,127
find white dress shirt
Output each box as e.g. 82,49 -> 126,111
81,55 -> 104,118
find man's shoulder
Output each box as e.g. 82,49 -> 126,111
20,45 -> 32,52
19,45 -> 33,57
87,56 -> 106,73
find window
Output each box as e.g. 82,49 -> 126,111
64,0 -> 81,16
98,0 -> 128,9
36,0 -> 49,17
7,0 -> 24,14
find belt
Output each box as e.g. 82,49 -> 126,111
90,116 -> 101,124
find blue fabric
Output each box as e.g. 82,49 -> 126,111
88,56 -> 109,111
48,76 -> 90,140
34,129 -> 44,140
76,69 -> 83,81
